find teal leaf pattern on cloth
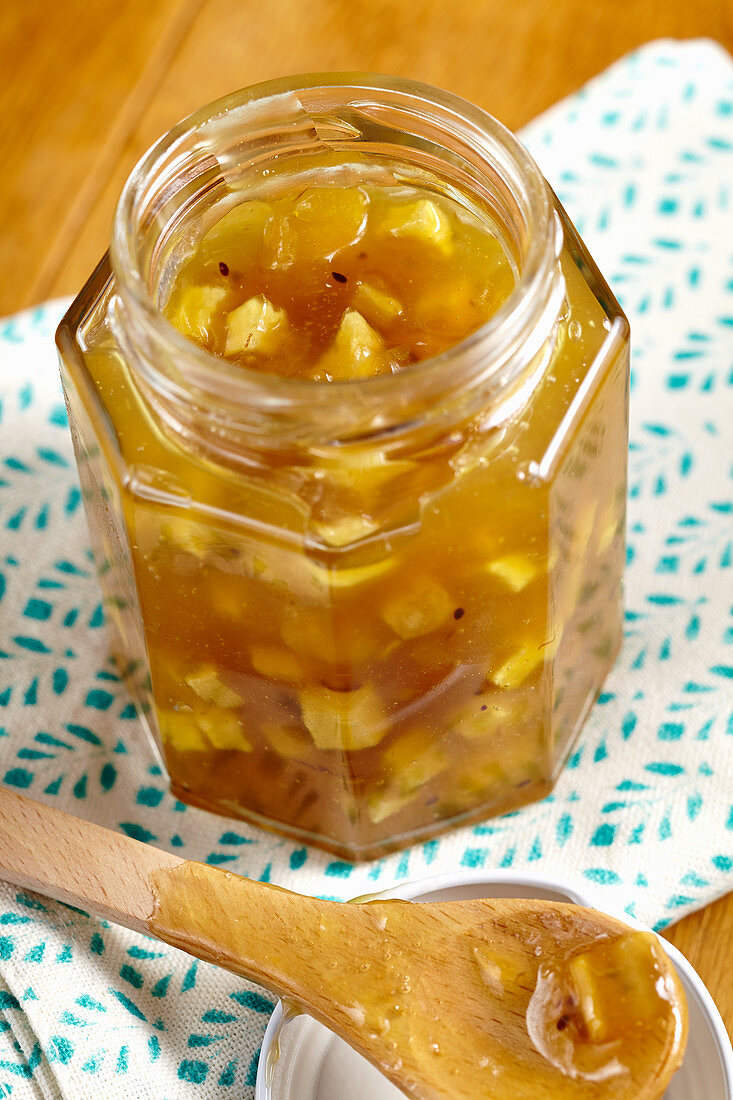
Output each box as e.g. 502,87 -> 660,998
0,39 -> 732,1097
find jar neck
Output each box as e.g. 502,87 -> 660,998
111,74 -> 564,467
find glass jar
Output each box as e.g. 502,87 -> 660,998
56,75 -> 629,861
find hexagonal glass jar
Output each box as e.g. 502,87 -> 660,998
56,75 -> 629,860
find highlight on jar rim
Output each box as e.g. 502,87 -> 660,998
56,73 -> 630,859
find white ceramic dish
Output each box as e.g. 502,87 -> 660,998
256,870 -> 733,1100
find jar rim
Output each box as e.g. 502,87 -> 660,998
111,72 -> 559,438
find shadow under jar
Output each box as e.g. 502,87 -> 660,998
57,75 -> 629,860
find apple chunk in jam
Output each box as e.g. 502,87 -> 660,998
165,182 -> 516,379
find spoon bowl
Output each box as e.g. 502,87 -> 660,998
262,872 -> 731,1100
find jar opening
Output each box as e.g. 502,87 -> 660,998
111,74 -> 563,454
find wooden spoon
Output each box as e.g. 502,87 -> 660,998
0,788 -> 687,1099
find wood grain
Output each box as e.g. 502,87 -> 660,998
0,0 -> 730,1040
0,788 -> 181,932
663,892 -> 733,1037
1,0 -> 731,308
0,0 -> 202,315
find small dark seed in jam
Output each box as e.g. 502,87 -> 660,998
480,704 -> 487,711
219,261 -> 229,276
332,271 -> 347,283
556,1015 -> 570,1032
453,607 -> 465,620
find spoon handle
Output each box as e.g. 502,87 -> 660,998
0,786 -> 341,999
0,786 -> 182,932
0,786 -> 385,1012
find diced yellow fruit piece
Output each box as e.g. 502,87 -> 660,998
597,504 -> 623,554
557,559 -> 584,621
305,554 -> 395,588
198,710 -> 252,752
281,606 -> 338,663
309,511 -> 380,547
454,733 -> 544,803
568,953 -> 608,1043
367,731 -> 447,823
486,554 -> 538,592
455,760 -> 505,801
314,446 -> 416,499
571,503 -> 598,552
471,232 -> 517,314
293,186 -> 368,258
315,309 -> 389,381
160,516 -> 213,560
597,520 -> 620,555
185,665 -> 242,708
379,198 -> 453,253
265,187 -> 367,269
382,730 -> 447,794
352,280 -> 403,325
487,735 -> 542,785
454,701 -> 516,740
128,511 -> 160,557
616,932 -> 672,1016
367,788 -> 415,825
490,642 -> 549,689
473,944 -> 527,991
567,933 -> 664,1044
158,708 -> 208,753
206,573 -> 248,622
250,645 -> 307,683
157,703 -> 251,753
280,605 -> 387,666
381,574 -> 452,639
225,543 -> 324,601
225,295 -> 288,356
200,200 -> 273,267
414,279 -> 475,334
451,701 -> 544,798
299,683 -> 387,750
169,285 -> 228,343
263,722 -> 314,760
556,504 -> 598,615
318,448 -> 416,496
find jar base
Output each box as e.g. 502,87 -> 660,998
169,776 -> 554,863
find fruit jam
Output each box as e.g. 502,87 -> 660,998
165,178 -> 515,379
57,78 -> 629,859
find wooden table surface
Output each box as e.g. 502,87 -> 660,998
1,0 -> 731,1041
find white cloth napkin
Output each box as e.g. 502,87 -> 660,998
0,37 -> 731,1098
